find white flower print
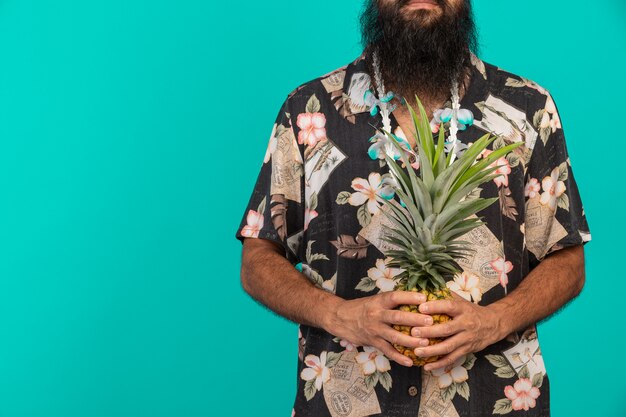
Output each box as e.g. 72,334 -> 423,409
263,123 -> 278,164
431,356 -> 469,389
524,178 -> 540,199
447,271 -> 482,303
348,172 -> 395,215
533,94 -> 563,144
544,95 -> 561,132
339,338 -> 357,352
300,352 -> 331,391
355,346 -> 391,375
332,337 -> 358,352
368,258 -> 404,292
539,167 -> 566,211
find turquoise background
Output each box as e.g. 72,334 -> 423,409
0,0 -> 624,416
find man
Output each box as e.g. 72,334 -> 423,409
236,0 -> 591,415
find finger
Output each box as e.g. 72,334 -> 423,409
380,326 -> 429,349
449,291 -> 465,302
374,339 -> 414,367
380,309 -> 434,327
381,291 -> 427,309
423,349 -> 467,372
411,319 -> 461,339
413,333 -> 466,358
418,299 -> 466,317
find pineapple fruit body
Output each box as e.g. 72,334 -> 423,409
377,96 -> 522,368
392,287 -> 453,366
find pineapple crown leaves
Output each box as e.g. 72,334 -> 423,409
378,94 -> 523,291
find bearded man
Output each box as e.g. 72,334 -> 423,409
236,1 -> 591,415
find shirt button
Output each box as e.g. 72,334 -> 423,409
408,386 -> 418,397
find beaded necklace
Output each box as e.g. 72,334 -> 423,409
368,48 -> 472,163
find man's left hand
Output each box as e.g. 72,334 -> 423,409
410,292 -> 506,372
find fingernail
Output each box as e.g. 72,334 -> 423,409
420,304 -> 429,312
412,328 -> 420,337
424,365 -> 432,371
424,316 -> 433,325
414,349 -> 424,356
404,359 -> 413,367
420,339 -> 429,347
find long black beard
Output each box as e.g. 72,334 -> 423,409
360,0 -> 479,104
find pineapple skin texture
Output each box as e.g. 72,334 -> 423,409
392,287 -> 453,367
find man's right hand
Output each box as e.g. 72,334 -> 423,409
325,291 -> 434,367
242,238 -> 434,368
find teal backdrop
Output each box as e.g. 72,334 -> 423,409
0,1 -> 624,416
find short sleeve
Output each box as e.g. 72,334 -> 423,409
523,91 -> 591,266
235,96 -> 305,264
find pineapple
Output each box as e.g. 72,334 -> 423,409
378,96 -> 522,366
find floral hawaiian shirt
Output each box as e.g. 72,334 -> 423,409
235,51 -> 591,417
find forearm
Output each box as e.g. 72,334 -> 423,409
242,238 -> 439,366
403,245 -> 587,370
489,244 -> 585,340
240,238 -> 342,330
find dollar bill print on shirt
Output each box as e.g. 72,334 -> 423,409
236,51 -> 591,416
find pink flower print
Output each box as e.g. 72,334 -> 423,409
525,178 -> 540,199
297,113 -> 327,147
490,256 -> 513,288
240,210 -> 264,238
481,149 -> 511,188
493,156 -> 511,187
304,208 -> 318,230
539,167 -> 566,211
504,378 -> 541,411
